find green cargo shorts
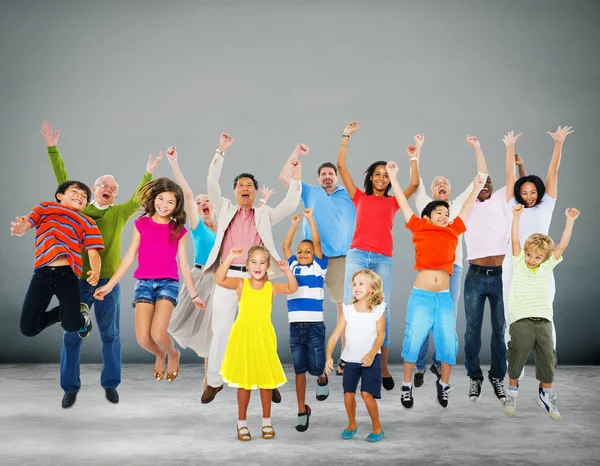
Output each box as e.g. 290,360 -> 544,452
507,318 -> 557,383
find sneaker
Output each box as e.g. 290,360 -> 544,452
414,370 -> 425,388
537,391 -> 561,421
488,375 -> 506,403
400,385 -> 414,409
430,364 -> 441,380
316,375 -> 329,401
436,379 -> 451,409
504,394 -> 517,417
77,303 -> 93,338
469,377 -> 483,402
295,404 -> 311,432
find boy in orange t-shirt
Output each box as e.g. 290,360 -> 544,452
386,154 -> 484,409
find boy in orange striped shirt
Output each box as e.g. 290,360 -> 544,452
11,180 -> 104,339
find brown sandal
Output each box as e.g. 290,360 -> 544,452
262,425 -> 275,439
237,426 -> 251,441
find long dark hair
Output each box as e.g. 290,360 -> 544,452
138,177 -> 186,243
363,161 -> 391,196
514,175 -> 545,208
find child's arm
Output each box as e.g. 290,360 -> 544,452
457,174 -> 486,222
553,208 -> 580,259
282,214 -> 301,259
94,226 -> 141,299
386,159 -> 414,223
177,233 -> 207,309
361,311 -> 386,367
511,204 -> 524,256
337,121 -> 359,198
503,130 -> 522,201
10,215 -> 33,236
86,249 -> 101,286
545,126 -> 574,199
303,208 -> 323,259
272,260 -> 299,295
214,248 -> 244,296
325,313 -> 347,375
167,147 -> 200,230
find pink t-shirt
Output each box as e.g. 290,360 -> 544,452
220,206 -> 263,264
134,216 -> 187,280
464,187 -> 510,261
350,189 -> 399,257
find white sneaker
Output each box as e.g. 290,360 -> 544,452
537,391 -> 561,421
504,394 -> 517,417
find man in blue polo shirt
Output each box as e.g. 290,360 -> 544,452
280,149 -> 356,375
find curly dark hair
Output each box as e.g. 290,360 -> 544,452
137,177 -> 186,243
514,175 -> 546,208
363,161 -> 391,196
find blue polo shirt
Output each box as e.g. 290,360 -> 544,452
300,181 -> 356,258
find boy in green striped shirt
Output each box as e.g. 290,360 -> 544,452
504,204 -> 580,421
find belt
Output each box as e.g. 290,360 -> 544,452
469,263 -> 502,276
229,264 -> 248,272
194,264 -> 203,270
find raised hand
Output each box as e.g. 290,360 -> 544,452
192,296 -> 207,310
294,143 -> 309,157
303,208 -> 313,220
361,353 -> 374,367
166,146 -> 177,162
259,184 -> 274,203
86,269 -> 100,286
291,214 -> 301,226
290,158 -> 302,173
228,247 -> 244,259
218,133 -> 234,152
547,125 -> 574,143
413,133 -> 425,149
277,260 -> 291,273
147,151 -> 163,174
515,153 -> 524,166
386,161 -> 398,177
405,145 -> 418,159
473,174 -> 485,190
565,207 -> 580,222
343,121 -> 359,135
10,216 -> 30,236
466,134 -> 481,149
41,121 -> 60,147
93,284 -> 113,300
513,204 -> 524,217
502,130 -> 522,147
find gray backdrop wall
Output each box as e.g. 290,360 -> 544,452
1,0 -> 599,365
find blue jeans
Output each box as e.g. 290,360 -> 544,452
343,248 -> 393,347
60,279 -> 121,393
289,322 -> 326,376
416,264 -> 462,370
463,264 -> 506,379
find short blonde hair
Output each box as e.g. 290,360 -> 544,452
350,269 -> 385,308
523,233 -> 554,262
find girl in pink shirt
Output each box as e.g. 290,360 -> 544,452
95,175 -> 206,382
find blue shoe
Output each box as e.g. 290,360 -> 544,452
341,428 -> 357,440
366,430 -> 385,442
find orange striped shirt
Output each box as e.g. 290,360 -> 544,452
27,202 -> 104,277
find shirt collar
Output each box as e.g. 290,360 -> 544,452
236,205 -> 256,213
91,200 -> 112,210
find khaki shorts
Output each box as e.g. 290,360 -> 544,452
324,256 -> 346,304
507,318 -> 557,383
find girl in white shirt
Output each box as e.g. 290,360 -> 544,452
325,269 -> 386,443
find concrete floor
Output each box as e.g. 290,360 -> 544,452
0,365 -> 598,466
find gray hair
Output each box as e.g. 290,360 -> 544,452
94,174 -> 119,193
430,175 -> 451,192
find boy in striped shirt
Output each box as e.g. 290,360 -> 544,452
11,180 -> 104,339
283,208 -> 329,432
504,204 -> 580,420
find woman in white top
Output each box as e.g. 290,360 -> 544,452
325,269 -> 386,443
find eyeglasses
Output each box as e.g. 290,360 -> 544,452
96,183 -> 118,193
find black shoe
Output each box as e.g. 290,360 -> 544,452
469,377 -> 483,402
429,364 -> 441,380
400,385 -> 414,409
382,376 -> 395,391
488,374 -> 506,403
436,379 -> 451,409
78,303 -> 93,339
295,404 -> 311,432
61,392 -> 78,409
272,388 -> 282,404
105,388 -> 119,404
414,370 -> 425,388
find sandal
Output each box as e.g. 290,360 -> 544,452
262,425 -> 275,439
154,352 -> 166,381
237,426 -> 251,441
336,359 -> 346,376
166,350 -> 181,382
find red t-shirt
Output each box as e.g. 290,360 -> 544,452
349,189 -> 400,257
406,214 -> 466,275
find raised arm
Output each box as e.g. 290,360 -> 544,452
337,121 -> 359,198
386,159 -> 414,223
545,126 -> 574,199
166,146 -> 199,229
10,215 -> 33,236
119,155 -> 157,218
282,214 -> 301,259
412,133 -> 432,212
177,233 -> 207,309
42,121 -> 69,185
515,154 -> 527,178
269,157 -> 302,225
457,175 -> 485,223
403,144 -> 420,199
279,144 -> 308,187
214,247 -> 244,294
511,204 -> 524,256
325,312 -> 347,375
553,207 -> 580,259
466,135 -> 489,174
503,130 -> 522,201
303,208 -> 323,259
207,133 -> 234,214
272,260 -> 299,295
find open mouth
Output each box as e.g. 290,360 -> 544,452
102,193 -> 111,200
202,207 -> 210,215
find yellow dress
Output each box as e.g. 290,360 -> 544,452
220,279 -> 287,390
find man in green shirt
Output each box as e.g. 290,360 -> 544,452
41,121 -> 159,409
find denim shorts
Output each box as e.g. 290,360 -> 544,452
342,353 -> 382,399
289,322 -> 326,376
132,279 -> 180,307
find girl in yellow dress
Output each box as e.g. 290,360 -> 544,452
215,245 -> 298,441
